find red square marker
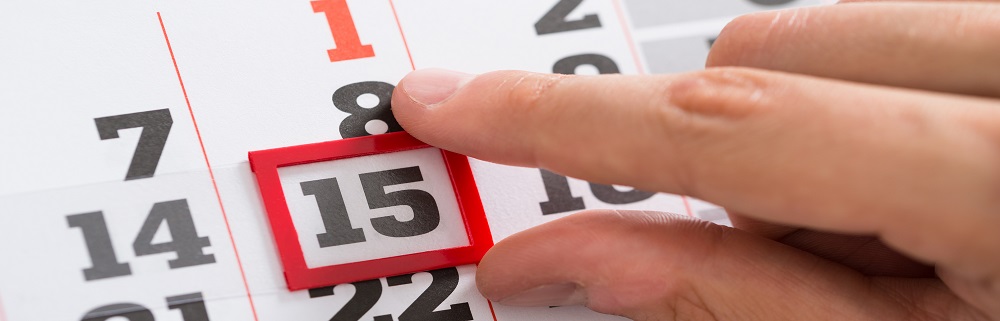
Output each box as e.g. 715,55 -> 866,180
248,132 -> 493,291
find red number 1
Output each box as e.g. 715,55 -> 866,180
312,0 -> 375,62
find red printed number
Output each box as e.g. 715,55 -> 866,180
312,0 -> 375,62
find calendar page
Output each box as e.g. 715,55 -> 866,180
0,1 -> 832,320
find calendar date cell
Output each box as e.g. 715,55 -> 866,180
281,148 -> 468,268
0,173 -> 253,321
249,132 -> 492,290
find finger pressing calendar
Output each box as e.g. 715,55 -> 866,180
249,132 -> 492,290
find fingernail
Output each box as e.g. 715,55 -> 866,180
401,68 -> 474,107
495,283 -> 587,307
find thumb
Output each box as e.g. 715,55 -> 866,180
475,211 -> 974,321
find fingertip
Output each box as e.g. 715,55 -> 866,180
392,68 -> 473,126
707,11 -> 771,68
396,68 -> 475,107
708,7 -> 820,69
393,69 -> 559,167
389,69 -> 475,154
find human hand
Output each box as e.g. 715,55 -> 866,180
389,1 -> 1000,320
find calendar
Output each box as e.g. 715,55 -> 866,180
0,0 -> 830,320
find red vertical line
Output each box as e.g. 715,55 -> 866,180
476,264 -> 500,321
611,0 -> 646,75
612,1 -> 693,217
387,0 -> 416,71
486,299 -> 500,321
157,12 -> 260,321
681,196 -> 695,217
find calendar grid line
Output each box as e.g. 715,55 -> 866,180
157,12 -> 261,320
682,196 -> 695,217
486,298 -> 500,321
476,262 -> 501,321
612,0 -> 696,218
388,0 -> 416,71
611,0 -> 647,75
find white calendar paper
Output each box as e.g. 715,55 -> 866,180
0,0 -> 831,320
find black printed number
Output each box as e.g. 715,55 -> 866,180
302,166 -> 440,248
553,53 -> 620,74
535,0 -> 602,35
334,81 -> 403,138
302,177 -> 366,247
81,292 -> 209,321
360,167 -> 440,238
389,269 -> 473,321
540,54 -> 655,215
94,109 -> 173,181
133,200 -> 215,268
540,169 -> 657,215
309,279 -> 382,321
309,267 -> 473,321
67,199 -> 215,281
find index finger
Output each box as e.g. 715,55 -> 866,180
391,68 -> 1000,276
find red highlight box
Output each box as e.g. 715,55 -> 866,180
248,132 -> 493,291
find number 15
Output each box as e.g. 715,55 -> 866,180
301,166 -> 440,247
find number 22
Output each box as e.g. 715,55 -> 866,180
309,267 -> 474,321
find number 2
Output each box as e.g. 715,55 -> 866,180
308,279 -> 381,321
535,0 -> 602,35
388,269 -> 473,321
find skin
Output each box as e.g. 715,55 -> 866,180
389,1 -> 1000,320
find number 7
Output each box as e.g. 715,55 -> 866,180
94,109 -> 173,180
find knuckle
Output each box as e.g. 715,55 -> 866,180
646,67 -> 776,196
660,67 -> 774,118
